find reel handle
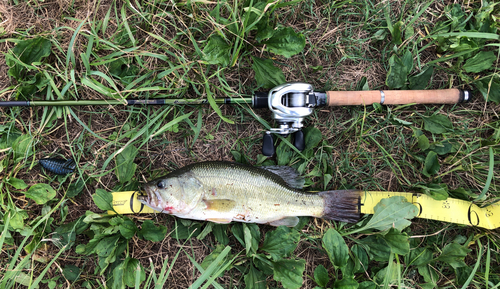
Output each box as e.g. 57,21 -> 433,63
326,89 -> 470,106
262,133 -> 275,157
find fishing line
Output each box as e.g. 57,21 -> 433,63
109,190 -> 500,230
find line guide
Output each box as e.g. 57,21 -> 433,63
109,191 -> 500,230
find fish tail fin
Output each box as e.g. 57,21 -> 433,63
318,190 -> 361,223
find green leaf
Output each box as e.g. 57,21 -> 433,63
406,247 -> 433,267
108,58 -> 134,77
13,134 -> 34,162
333,276 -> 359,289
415,183 -> 449,200
373,262 -> 401,285
112,260 -> 126,289
423,151 -> 440,177
390,21 -> 403,45
304,127 -> 323,151
13,272 -> 33,287
17,72 -> 50,99
63,265 -> 80,281
201,244 -> 230,270
383,228 -> 410,255
138,220 -> 167,242
231,223 -> 246,247
386,54 -> 409,89
322,228 -> 349,269
115,144 -> 138,183
409,66 -> 434,90
255,18 -> 275,42
123,258 -> 146,287
107,58 -> 140,86
251,57 -> 286,89
93,189 -> 113,211
358,281 -> 378,289
276,136 -> 293,166
67,179 -> 85,198
203,35 -> 231,67
392,117 -> 412,126
119,217 -> 137,239
231,150 -> 243,164
272,259 -> 306,289
446,4 -> 467,31
374,29 -> 387,40
323,174 -> 333,190
7,178 -> 28,189
7,37 -> 52,80
254,254 -> 274,275
449,187 -> 474,200
422,115 -> 453,134
356,76 -> 369,90
313,265 -> 329,287
417,135 -> 430,150
25,183 -> 56,205
213,224 -> 229,245
261,226 -> 300,261
243,1 -> 268,32
196,222 -> 213,240
351,245 -> 369,274
95,234 -> 120,257
475,75 -> 500,104
429,140 -> 453,155
417,265 -> 439,285
245,264 -> 267,289
435,242 -> 471,269
263,27 -> 306,58
5,208 -> 27,230
455,266 -> 473,286
243,223 -> 260,256
351,196 -> 418,233
53,216 -> 88,250
463,51 -> 496,73
401,50 -> 413,72
358,235 -> 391,262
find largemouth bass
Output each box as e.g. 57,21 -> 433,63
138,161 -> 360,227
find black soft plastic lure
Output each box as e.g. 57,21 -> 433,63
39,158 -> 76,175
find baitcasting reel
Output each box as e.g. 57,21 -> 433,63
252,83 -> 327,157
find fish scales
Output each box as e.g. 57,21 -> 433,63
139,161 -> 360,226
187,162 -> 325,221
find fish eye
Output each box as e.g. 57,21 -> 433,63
157,181 -> 165,189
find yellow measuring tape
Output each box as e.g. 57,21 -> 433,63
110,191 -> 500,230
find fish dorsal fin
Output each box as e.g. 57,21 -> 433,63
259,166 -> 305,189
269,216 -> 299,227
203,199 -> 236,212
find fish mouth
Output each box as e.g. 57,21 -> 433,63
138,183 -> 155,206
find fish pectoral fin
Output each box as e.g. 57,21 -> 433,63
203,199 -> 236,212
269,216 -> 300,227
206,218 -> 232,224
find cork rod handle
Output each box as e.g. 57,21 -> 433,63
326,89 -> 469,106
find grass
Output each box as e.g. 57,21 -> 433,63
0,0 -> 499,288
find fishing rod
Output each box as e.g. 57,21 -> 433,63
0,82 -> 471,156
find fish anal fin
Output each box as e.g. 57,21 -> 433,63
269,216 -> 299,227
203,199 -> 236,212
206,218 -> 232,224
